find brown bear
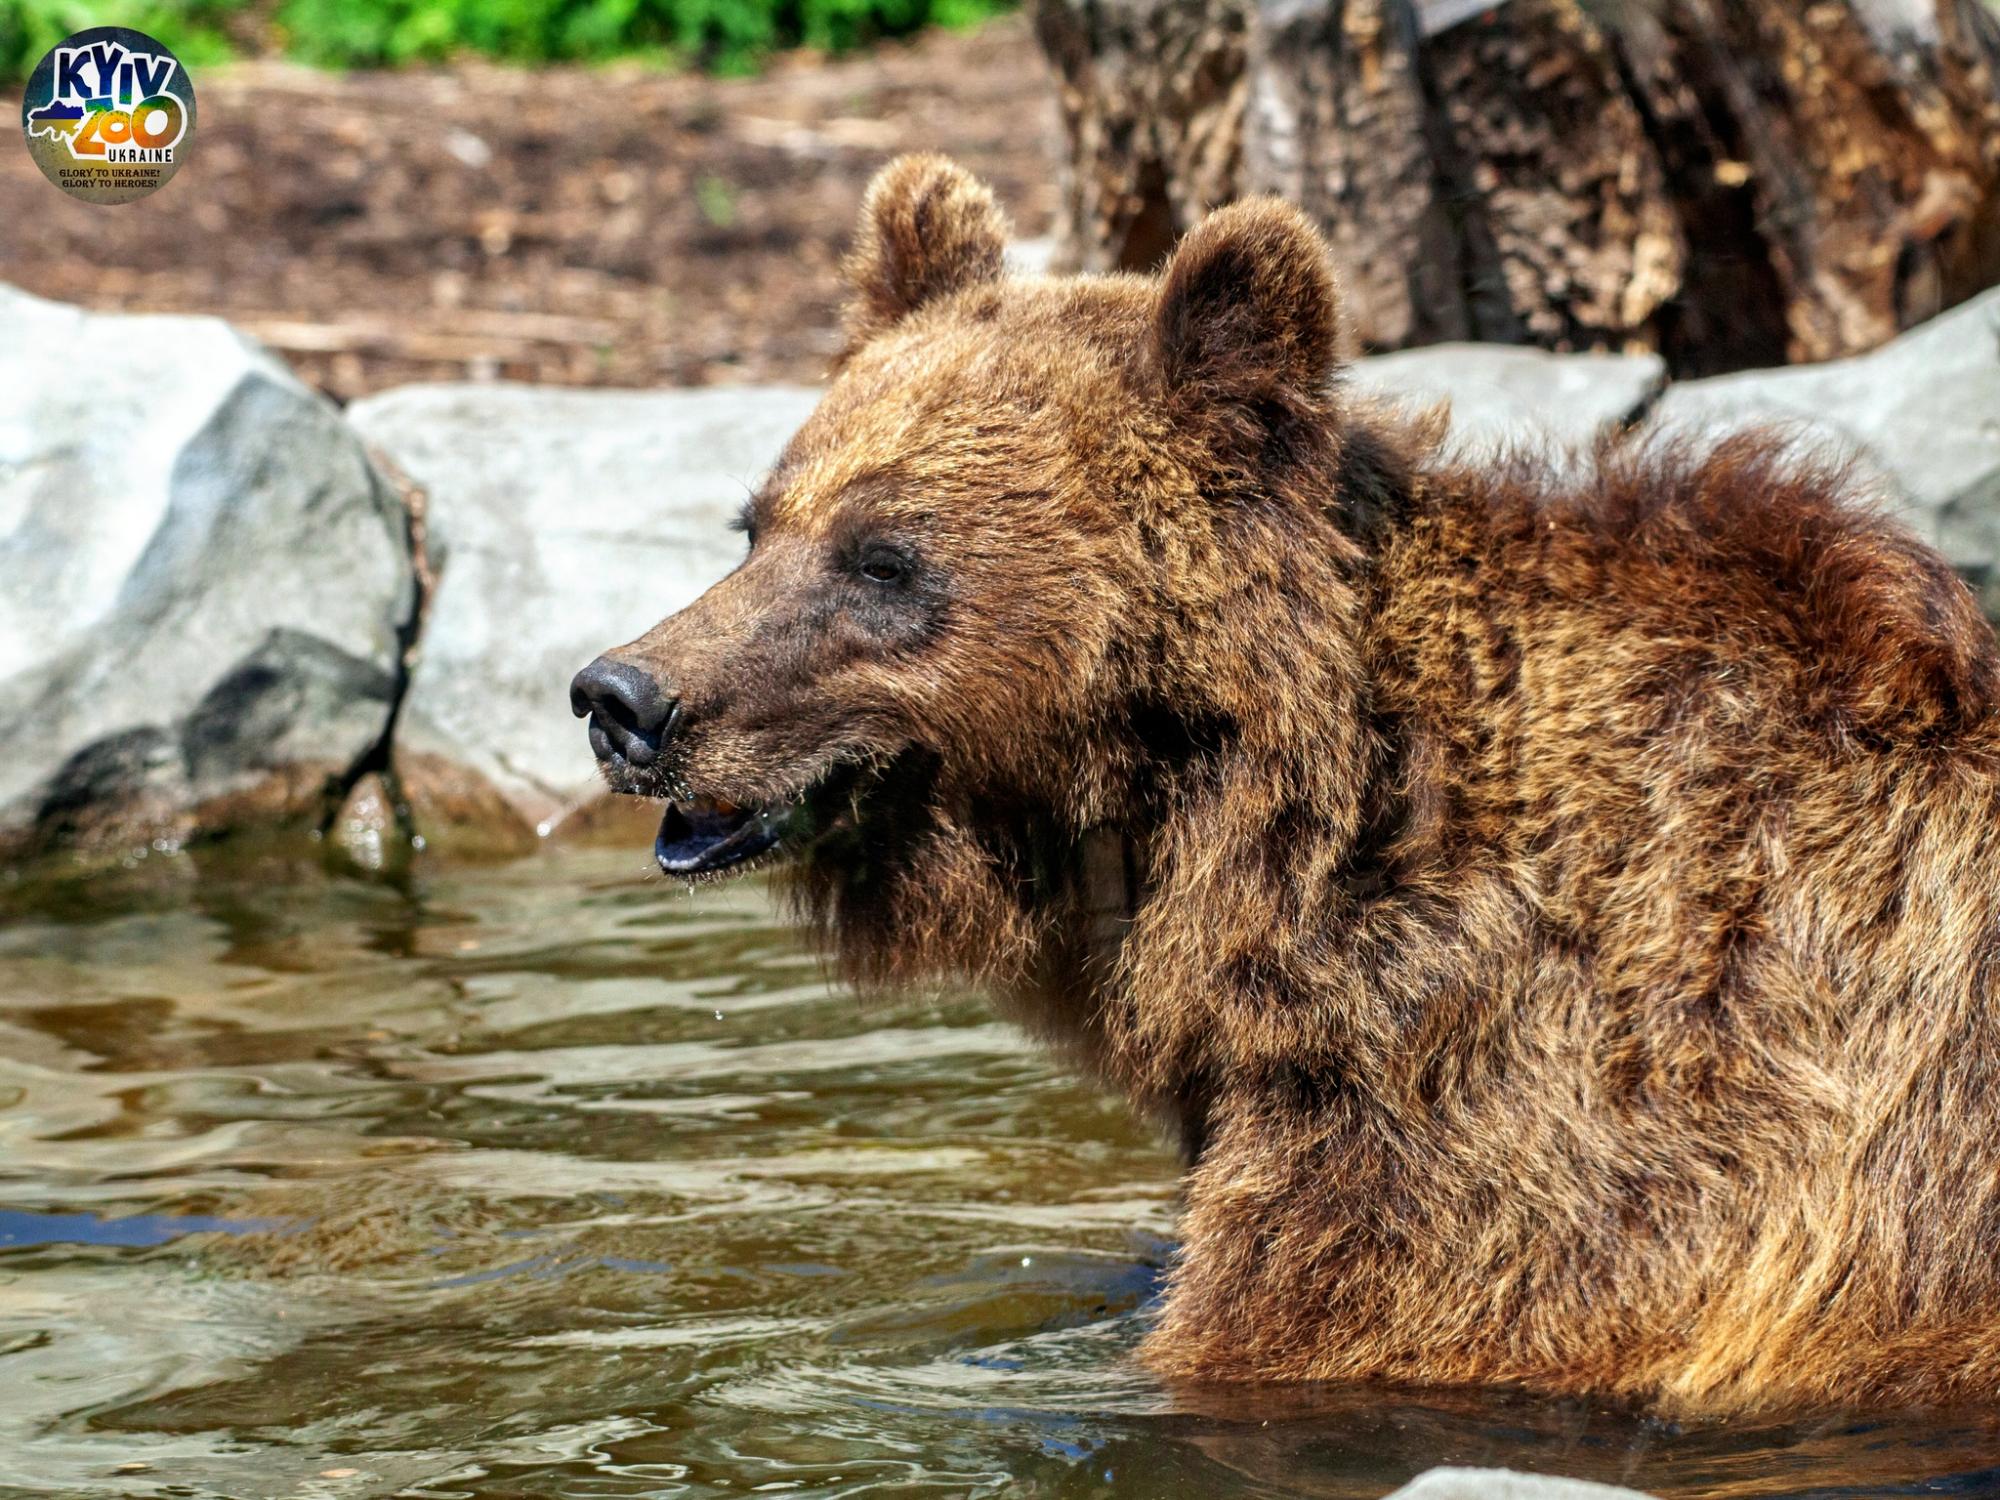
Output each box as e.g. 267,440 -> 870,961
570,154 -> 2000,1416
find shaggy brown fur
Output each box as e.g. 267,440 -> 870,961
583,154 -> 2000,1416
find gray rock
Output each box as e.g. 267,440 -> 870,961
1347,344 -> 1668,455
1652,286 -> 2000,616
1383,1467 -> 1657,1500
346,382 -> 822,839
0,286 -> 417,857
1005,236 -> 1058,277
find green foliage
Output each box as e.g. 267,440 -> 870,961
694,172 -> 737,226
1,0 -> 234,82
0,0 -> 1008,80
275,0 -> 1011,70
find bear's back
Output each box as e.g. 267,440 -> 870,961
1431,429 -> 2000,747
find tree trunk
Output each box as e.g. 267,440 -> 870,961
1034,0 -> 1251,274
1034,0 -> 2000,372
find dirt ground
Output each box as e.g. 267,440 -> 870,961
0,17 -> 1060,401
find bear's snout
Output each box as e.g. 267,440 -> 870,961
570,654 -> 681,770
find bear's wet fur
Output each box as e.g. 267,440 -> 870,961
598,155 -> 2000,1414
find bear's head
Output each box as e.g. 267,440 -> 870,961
574,155 -> 1389,987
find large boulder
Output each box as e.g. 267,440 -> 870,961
345,383 -> 821,849
0,287 -> 418,861
1653,286 -> 2000,619
1348,345 -> 1667,453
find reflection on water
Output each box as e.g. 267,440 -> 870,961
2,846 -> 1999,1498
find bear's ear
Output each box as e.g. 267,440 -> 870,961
843,154 -> 1010,347
1152,198 -> 1344,411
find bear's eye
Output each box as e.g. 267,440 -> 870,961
856,544 -> 912,587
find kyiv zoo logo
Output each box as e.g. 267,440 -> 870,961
20,26 -> 196,205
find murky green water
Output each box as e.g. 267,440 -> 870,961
5,846 -> 2000,1498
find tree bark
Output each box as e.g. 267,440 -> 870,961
1033,0 -> 2000,372
1034,0 -> 1250,273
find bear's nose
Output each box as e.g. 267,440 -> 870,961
570,655 -> 681,767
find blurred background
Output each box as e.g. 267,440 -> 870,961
8,0 -> 2000,402
1,0 -> 1056,399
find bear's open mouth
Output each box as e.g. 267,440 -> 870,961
654,796 -> 795,876
644,755 -> 910,879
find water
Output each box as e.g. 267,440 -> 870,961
5,845 -> 2000,1499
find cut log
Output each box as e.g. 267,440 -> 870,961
1034,0 -> 1251,274
1033,0 -> 2000,372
